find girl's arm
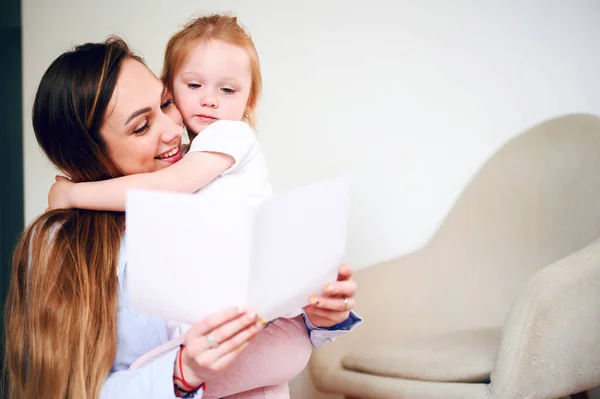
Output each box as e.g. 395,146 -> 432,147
49,120 -> 258,212
48,151 -> 233,211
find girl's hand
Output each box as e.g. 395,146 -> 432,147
47,175 -> 74,211
176,307 -> 265,387
303,264 -> 357,328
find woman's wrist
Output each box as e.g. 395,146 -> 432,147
173,345 -> 205,396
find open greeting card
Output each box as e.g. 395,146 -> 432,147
125,176 -> 351,324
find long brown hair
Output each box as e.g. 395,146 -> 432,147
162,13 -> 262,128
4,37 -> 142,398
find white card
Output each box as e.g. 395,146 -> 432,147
125,176 -> 351,324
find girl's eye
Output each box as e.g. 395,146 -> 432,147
161,99 -> 174,109
188,83 -> 201,89
133,122 -> 150,135
222,87 -> 235,94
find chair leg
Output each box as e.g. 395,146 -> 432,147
571,391 -> 589,399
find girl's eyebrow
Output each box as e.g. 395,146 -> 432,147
180,71 -> 202,78
179,71 -> 240,84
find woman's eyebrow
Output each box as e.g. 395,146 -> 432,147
125,107 -> 152,125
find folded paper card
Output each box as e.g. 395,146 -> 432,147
125,176 -> 351,324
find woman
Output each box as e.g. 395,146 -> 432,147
4,37 -> 360,398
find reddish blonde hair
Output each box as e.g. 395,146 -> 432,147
162,14 -> 262,128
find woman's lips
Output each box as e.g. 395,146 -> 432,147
155,146 -> 182,164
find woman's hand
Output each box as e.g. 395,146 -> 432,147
303,264 -> 357,328
176,307 -> 265,387
47,175 -> 74,211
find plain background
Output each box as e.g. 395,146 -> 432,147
21,1 -> 600,397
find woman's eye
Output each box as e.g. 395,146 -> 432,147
133,122 -> 150,135
221,87 -> 235,94
161,99 -> 173,109
188,83 -> 201,89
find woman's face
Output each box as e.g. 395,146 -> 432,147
100,59 -> 184,175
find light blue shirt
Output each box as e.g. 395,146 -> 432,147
100,244 -> 362,398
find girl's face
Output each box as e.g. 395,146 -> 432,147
172,40 -> 253,135
100,59 -> 184,175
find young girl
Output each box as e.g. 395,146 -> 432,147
47,14 -> 352,399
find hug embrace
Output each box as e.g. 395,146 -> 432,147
4,13 -> 362,399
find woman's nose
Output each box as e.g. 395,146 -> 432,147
159,112 -> 183,143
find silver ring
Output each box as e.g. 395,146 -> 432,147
343,298 -> 349,310
206,333 -> 219,349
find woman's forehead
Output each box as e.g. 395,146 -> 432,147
106,59 -> 164,122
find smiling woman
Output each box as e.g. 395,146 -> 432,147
100,58 -> 185,173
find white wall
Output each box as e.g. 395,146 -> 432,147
22,1 -> 600,398
23,0 -> 600,269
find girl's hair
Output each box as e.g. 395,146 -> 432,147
4,36 -> 142,398
162,14 -> 262,128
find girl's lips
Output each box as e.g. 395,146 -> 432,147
196,114 -> 218,122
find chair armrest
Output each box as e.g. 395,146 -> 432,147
491,238 -> 600,399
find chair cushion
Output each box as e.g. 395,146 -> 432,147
341,327 -> 502,383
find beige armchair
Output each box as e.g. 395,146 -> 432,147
310,114 -> 600,399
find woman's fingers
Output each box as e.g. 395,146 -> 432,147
212,319 -> 263,359
337,264 -> 353,281
310,295 -> 355,312
303,305 -> 350,326
323,279 -> 357,298
185,307 -> 263,359
305,305 -> 344,319
210,341 -> 251,371
187,306 -> 247,338
206,310 -> 261,349
187,318 -> 263,370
